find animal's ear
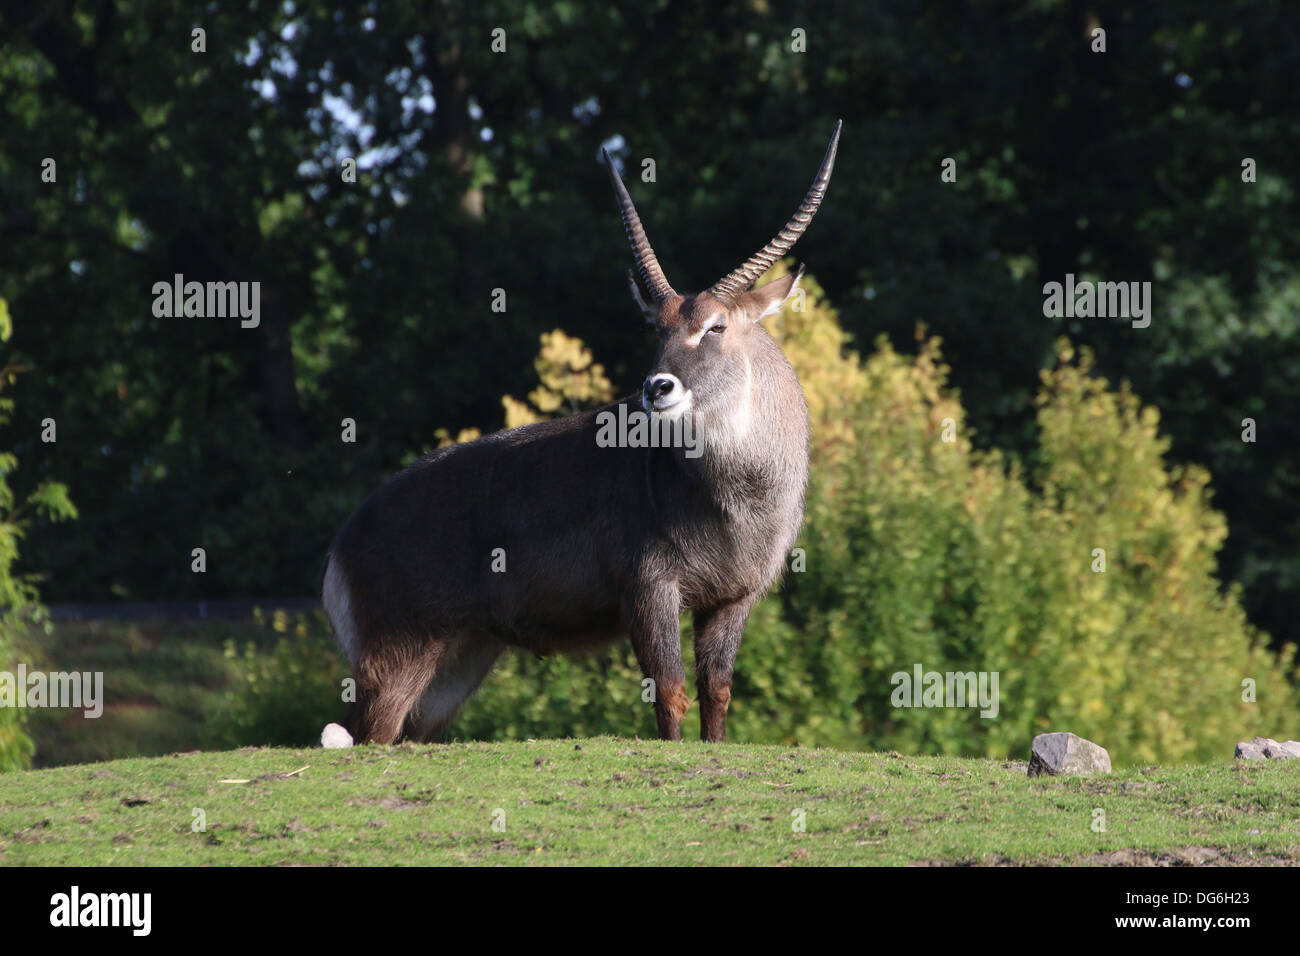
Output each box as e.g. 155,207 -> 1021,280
626,269 -> 658,324
738,264 -> 805,321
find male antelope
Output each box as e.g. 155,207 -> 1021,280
322,122 -> 841,746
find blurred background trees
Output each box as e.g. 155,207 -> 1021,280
0,1 -> 1297,761
0,299 -> 78,769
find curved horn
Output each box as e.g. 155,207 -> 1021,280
603,148 -> 677,303
708,120 -> 842,303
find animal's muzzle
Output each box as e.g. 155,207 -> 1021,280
643,373 -> 685,411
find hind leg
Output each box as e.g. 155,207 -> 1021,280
346,638 -> 447,744
405,635 -> 505,743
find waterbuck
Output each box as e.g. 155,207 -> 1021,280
321,122 -> 841,747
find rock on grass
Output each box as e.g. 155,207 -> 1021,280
1027,732 -> 1112,777
1234,737 -> 1300,760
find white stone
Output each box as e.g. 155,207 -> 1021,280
321,722 -> 354,749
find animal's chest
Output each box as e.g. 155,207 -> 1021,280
669,507 -> 795,608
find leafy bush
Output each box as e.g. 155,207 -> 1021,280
0,300 -> 77,771
753,327 -> 1299,763
502,329 -> 616,428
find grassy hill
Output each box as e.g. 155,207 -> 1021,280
1,737 -> 1296,865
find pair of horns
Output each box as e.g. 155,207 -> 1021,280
603,120 -> 842,306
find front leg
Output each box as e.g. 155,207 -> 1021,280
625,578 -> 689,740
692,594 -> 759,743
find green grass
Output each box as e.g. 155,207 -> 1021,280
1,737 -> 1297,865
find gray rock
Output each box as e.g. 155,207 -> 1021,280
1235,736 -> 1300,760
1027,732 -> 1112,777
1235,738 -> 1267,760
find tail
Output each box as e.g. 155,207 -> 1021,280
320,552 -> 360,748
321,552 -> 362,667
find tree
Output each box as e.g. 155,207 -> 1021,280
0,0 -> 1296,656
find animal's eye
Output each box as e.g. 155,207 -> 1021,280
707,323 -> 726,335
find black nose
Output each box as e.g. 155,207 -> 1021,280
645,376 -> 676,400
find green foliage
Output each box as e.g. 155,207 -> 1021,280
1132,273 -> 1300,661
772,333 -> 1299,764
3,0 -> 1299,657
502,329 -> 616,428
0,300 -> 77,770
215,609 -> 348,749
1,3 -> 1298,765
12,272 -> 1295,768
456,646 -> 656,742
